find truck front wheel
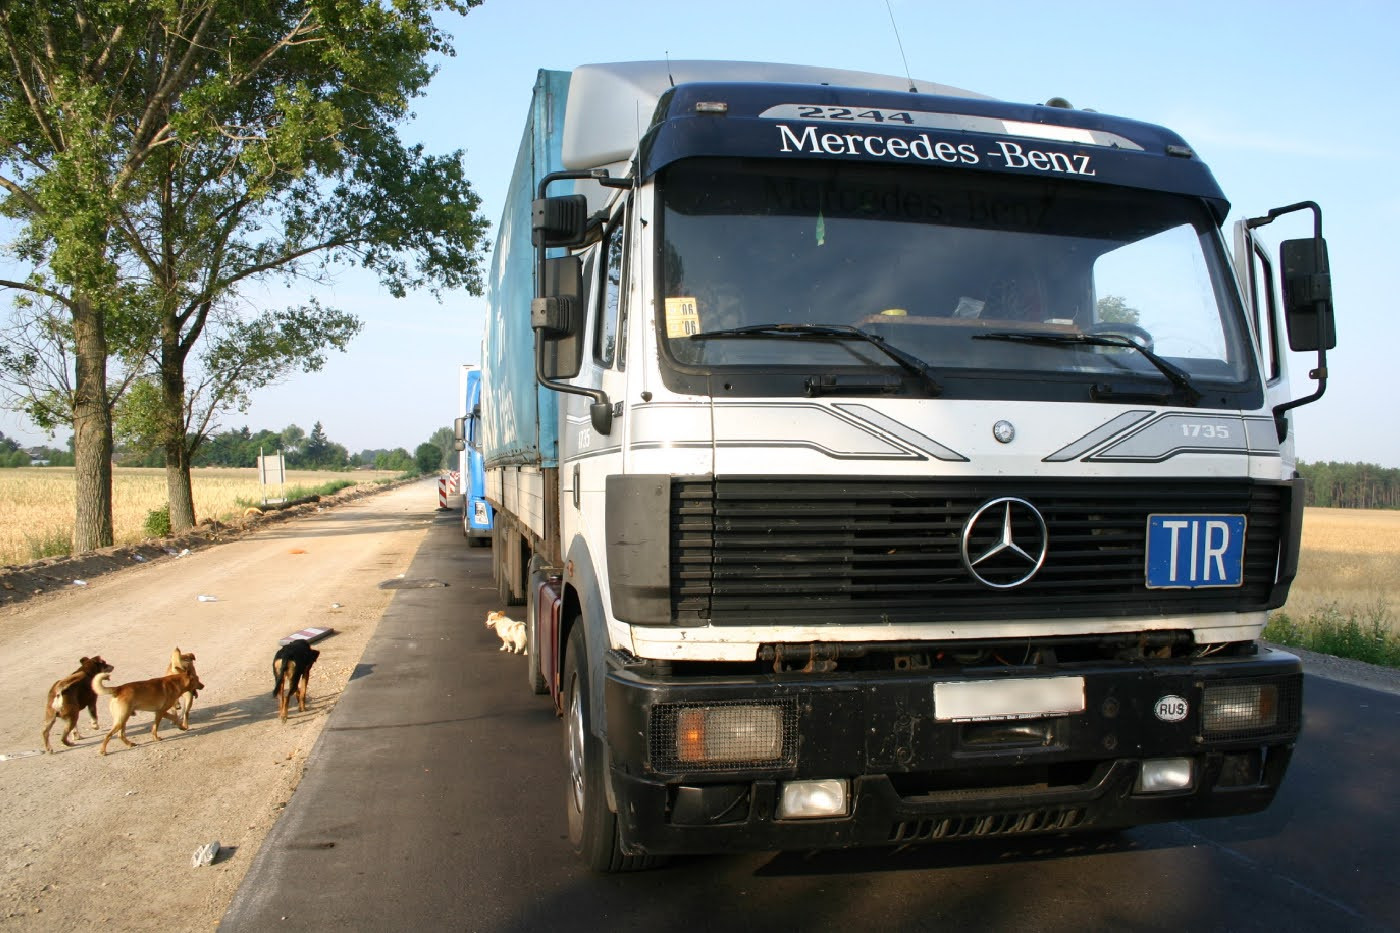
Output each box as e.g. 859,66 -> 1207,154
562,623 -> 657,872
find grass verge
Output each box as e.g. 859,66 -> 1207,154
1265,601 -> 1400,669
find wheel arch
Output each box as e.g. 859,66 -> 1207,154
560,534 -> 612,741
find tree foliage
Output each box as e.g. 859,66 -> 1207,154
0,0 -> 487,546
414,441 -> 443,474
1096,295 -> 1141,324
428,425 -> 455,469
0,293 -> 149,433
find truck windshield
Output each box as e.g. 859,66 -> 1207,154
657,158 -> 1256,398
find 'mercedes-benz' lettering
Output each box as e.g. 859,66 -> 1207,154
777,125 -> 978,166
776,124 -> 1095,176
991,140 -> 1097,176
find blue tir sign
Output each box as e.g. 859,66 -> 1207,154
1145,515 -> 1247,589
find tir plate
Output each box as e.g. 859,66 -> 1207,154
1145,514 -> 1246,589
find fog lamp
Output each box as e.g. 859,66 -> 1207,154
1135,757 -> 1194,794
675,705 -> 783,765
1202,684 -> 1278,735
777,779 -> 849,819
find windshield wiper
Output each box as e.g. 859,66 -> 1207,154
973,331 -> 1201,405
691,323 -> 943,396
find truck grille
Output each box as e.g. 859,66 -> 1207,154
670,477 -> 1289,625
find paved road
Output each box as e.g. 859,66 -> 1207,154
220,508 -> 1400,933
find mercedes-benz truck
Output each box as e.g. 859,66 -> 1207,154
478,61 -> 1336,871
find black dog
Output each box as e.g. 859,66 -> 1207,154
271,639 -> 319,721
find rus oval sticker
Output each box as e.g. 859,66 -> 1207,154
1154,695 -> 1189,722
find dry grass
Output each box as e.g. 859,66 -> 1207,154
0,467 -> 399,566
1284,507 -> 1400,628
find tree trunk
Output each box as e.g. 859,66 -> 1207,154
70,296 -> 114,553
164,434 -> 196,531
160,339 -> 197,532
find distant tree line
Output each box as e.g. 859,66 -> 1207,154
1299,461 -> 1400,509
0,423 -> 452,474
0,429 -> 72,466
165,421 -> 413,472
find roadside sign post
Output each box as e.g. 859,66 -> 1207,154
258,448 -> 286,505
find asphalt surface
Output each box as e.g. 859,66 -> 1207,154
220,506 -> 1400,933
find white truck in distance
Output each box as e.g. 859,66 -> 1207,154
477,61 -> 1336,871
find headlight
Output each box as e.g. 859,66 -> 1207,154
674,705 -> 785,766
777,779 -> 849,819
1135,757 -> 1194,794
1202,684 -> 1278,735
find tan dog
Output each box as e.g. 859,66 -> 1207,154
485,610 -> 527,654
42,656 -> 115,753
166,648 -> 204,729
93,648 -> 201,755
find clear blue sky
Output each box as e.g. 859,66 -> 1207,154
3,0 -> 1394,466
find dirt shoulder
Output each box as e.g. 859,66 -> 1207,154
0,477 -> 439,930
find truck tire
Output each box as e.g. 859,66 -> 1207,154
563,623 -> 658,872
497,561 -> 513,605
493,523 -> 525,607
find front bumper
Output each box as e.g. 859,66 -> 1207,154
603,649 -> 1302,855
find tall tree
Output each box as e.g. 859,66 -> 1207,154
0,8 -> 164,549
0,2 -> 487,546
428,425 -> 455,469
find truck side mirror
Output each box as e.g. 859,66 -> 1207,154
1280,237 -> 1336,352
533,255 -> 585,380
532,195 -> 589,248
453,416 -> 466,452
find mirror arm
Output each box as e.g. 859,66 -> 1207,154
1271,348 -> 1328,442
1251,202 -> 1332,442
533,338 -> 614,435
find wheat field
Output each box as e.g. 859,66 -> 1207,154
1284,507 -> 1400,626
0,467 -> 399,566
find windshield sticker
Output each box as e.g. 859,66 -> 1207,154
665,296 -> 701,338
775,124 -> 1097,177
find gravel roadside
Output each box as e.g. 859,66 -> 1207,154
0,478 -> 438,931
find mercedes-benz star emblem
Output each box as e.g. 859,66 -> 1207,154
960,497 -> 1048,589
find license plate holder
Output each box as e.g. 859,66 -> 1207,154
934,676 -> 1086,722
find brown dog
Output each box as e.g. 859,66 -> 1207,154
166,648 -> 205,729
42,656 -> 114,753
93,648 -> 201,755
